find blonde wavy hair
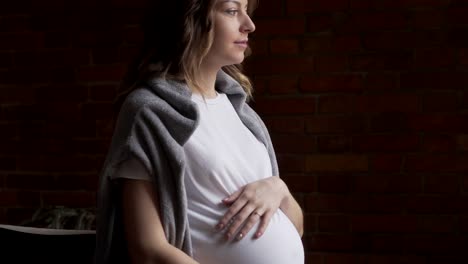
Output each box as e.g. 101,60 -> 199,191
116,0 -> 258,111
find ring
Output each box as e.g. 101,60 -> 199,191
252,212 -> 261,217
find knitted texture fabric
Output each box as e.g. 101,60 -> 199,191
95,70 -> 278,263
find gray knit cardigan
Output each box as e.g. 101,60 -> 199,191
95,70 -> 279,263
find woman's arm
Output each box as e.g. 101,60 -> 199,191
278,181 -> 304,237
121,179 -> 199,264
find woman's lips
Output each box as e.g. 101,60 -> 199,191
234,40 -> 248,48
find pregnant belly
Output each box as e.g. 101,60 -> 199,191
189,210 -> 304,264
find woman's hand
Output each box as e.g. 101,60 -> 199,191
215,176 -> 289,241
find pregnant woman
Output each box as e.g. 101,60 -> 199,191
95,0 -> 305,263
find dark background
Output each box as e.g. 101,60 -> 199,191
1,0 -> 468,263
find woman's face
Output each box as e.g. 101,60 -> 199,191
203,0 -> 256,68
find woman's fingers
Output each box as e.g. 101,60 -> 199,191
223,205 -> 255,240
222,188 -> 242,205
235,210 -> 263,240
216,195 -> 247,231
255,210 -> 273,238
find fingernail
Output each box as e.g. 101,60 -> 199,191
225,232 -> 232,240
215,224 -> 224,230
255,232 -> 262,238
237,233 -> 243,240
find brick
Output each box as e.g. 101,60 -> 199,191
119,46 -> 139,64
300,74 -> 363,93
272,134 -> 316,153
0,32 -> 44,51
35,84 -> 88,102
277,154 -> 306,173
448,27 -> 468,48
353,174 -> 421,193
403,235 -> 467,254
92,47 -> 120,64
55,174 -> 98,191
352,134 -> 420,152
355,95 -> 420,113
379,0 -> 451,9
249,37 -> 268,56
304,35 -> 361,53
2,105 -> 44,121
351,53 -> 411,71
0,52 -> 13,68
282,174 -> 316,192
287,0 -> 348,14
369,195 -> 408,213
318,95 -> 356,113
15,49 -> 90,68
461,216 -> 468,233
307,15 -> 335,33
314,55 -> 348,72
122,27 -> 144,46
0,15 -> 31,32
0,86 -> 35,104
0,157 -> 16,171
5,174 -> 56,190
406,195 -> 463,214
421,134 -> 456,152
89,84 -> 118,102
81,102 -> 114,120
1,67 -> 75,84
372,154 -> 403,172
252,77 -> 267,95
459,48 -> 468,67
76,64 -> 126,82
422,92 -> 459,112
456,134 -> 468,151
72,30 -> 123,48
448,7 -> 468,26
423,174 -> 459,194
367,254 -> 426,264
318,174 -> 351,193
406,154 -> 468,172
308,234 -> 367,251
253,0 -> 282,17
408,114 -> 468,132
418,215 -> 456,233
4,208 -> 38,226
370,113 -> 410,132
41,191 -> 96,207
324,254 -> 359,264
71,139 -> 110,154
363,31 -> 446,51
349,0 -> 374,10
317,136 -> 352,152
307,116 -> 367,134
253,97 -> 316,115
339,12 -> 408,32
306,154 -> 368,172
17,155 -> 101,172
410,9 -> 445,29
413,48 -> 455,69
352,215 -> 418,233
0,191 -> 40,207
318,215 -> 350,232
44,31 -> 71,49
303,214 -> 317,234
270,39 -> 299,55
245,57 -> 314,75
266,117 -> 304,134
267,76 -> 298,94
255,19 -> 306,35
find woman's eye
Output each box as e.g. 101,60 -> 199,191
226,9 -> 238,16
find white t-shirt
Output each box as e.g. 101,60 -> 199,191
114,92 -> 304,264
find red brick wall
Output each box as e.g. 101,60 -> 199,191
1,0 -> 468,263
